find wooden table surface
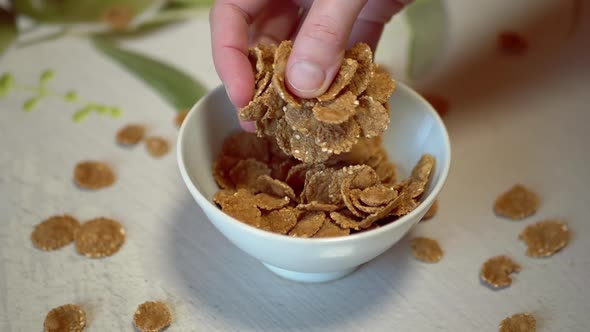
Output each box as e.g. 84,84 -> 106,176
1,1 -> 589,331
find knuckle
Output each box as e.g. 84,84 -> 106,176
304,16 -> 345,46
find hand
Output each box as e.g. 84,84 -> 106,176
210,0 -> 410,127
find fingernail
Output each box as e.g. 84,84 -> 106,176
287,60 -> 326,94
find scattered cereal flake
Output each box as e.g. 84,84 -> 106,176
498,31 -> 529,56
145,136 -> 170,158
312,91 -> 358,124
214,189 -> 262,227
360,185 -> 397,207
254,193 -> 290,210
74,161 -> 115,190
410,237 -> 443,263
44,304 -> 86,332
480,255 -> 521,289
116,124 -> 145,145
175,109 -> 190,128
229,158 -> 271,189
74,218 -> 126,258
255,175 -> 297,200
262,207 -> 299,234
499,313 -> 536,332
222,131 -> 270,162
31,215 -> 80,251
213,155 -> 240,189
494,184 -> 540,220
422,94 -> 450,117
421,200 -> 438,221
330,210 -> 362,230
519,220 -> 570,257
133,301 -> 172,332
354,96 -> 389,138
364,64 -> 396,103
272,41 -> 302,108
289,211 -> 326,237
344,43 -> 373,95
318,58 -> 359,102
297,201 -> 339,212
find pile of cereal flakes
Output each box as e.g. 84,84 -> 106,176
213,42 -> 434,238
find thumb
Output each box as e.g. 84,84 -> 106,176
286,0 -> 367,99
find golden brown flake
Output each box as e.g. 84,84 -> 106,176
289,211 -> 326,237
494,184 -> 540,220
175,109 -> 190,128
74,218 -> 126,258
349,189 -> 381,214
221,131 -> 270,162
360,185 -> 397,207
297,201 -> 339,212
254,193 -> 290,211
262,207 -> 299,234
255,175 -> 297,200
499,313 -> 536,332
240,41 -> 393,162
145,136 -> 170,158
229,159 -> 271,189
364,64 -> 396,103
317,58 -> 359,102
44,304 -> 86,332
31,215 -> 80,251
74,161 -> 115,190
330,210 -> 362,230
312,91 -> 358,124
480,255 -> 521,289
214,189 -> 262,227
313,219 -> 350,238
213,155 -> 240,189
133,301 -> 172,332
344,43 -> 373,95
421,200 -> 438,221
519,220 -> 570,257
116,124 -> 145,145
410,237 -> 443,263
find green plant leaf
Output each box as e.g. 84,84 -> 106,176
404,0 -> 447,81
167,0 -> 214,9
0,8 -> 17,56
92,37 -> 206,110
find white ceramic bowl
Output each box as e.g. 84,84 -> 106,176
177,83 -> 451,283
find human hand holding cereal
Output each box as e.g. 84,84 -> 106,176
210,0 -> 410,120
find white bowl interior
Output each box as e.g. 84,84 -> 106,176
178,83 -> 450,279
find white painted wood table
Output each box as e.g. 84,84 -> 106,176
1,1 -> 589,331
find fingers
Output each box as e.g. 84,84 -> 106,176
210,0 -> 269,108
249,1 -> 301,46
286,0 -> 368,98
350,0 -> 409,50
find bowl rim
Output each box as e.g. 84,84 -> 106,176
177,83 -> 451,245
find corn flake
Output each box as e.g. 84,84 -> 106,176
262,207 -> 299,234
255,175 -> 296,200
44,304 -> 86,332
313,91 -> 358,124
254,193 -> 290,211
74,161 -> 115,190
499,313 -> 536,332
31,215 -> 80,251
116,124 -> 145,145
74,217 -> 126,258
494,184 -> 539,220
313,219 -> 350,238
145,136 -> 170,158
410,237 -> 443,263
214,189 -> 262,227
480,255 -> 521,289
519,220 -> 570,257
317,58 -> 359,102
175,109 -> 189,128
229,159 -> 271,189
289,211 -> 326,237
133,301 -> 172,332
364,64 -> 396,103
